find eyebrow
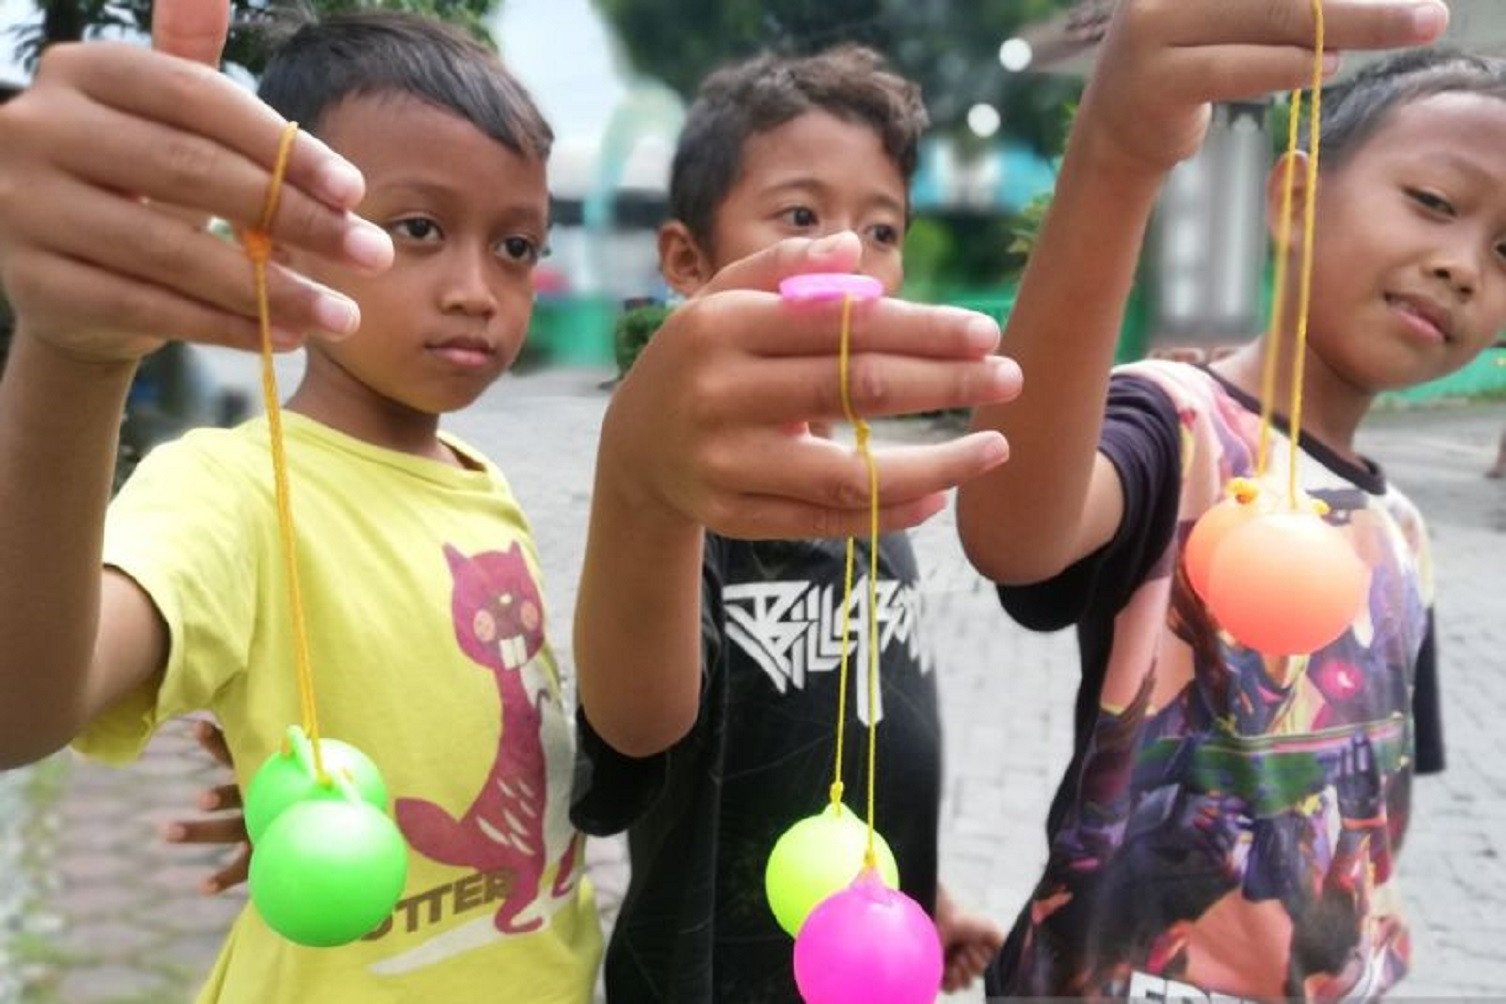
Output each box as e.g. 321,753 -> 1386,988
1419,152 -> 1501,186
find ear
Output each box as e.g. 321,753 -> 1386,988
1265,150 -> 1313,248
658,220 -> 713,297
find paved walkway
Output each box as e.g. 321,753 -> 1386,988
5,358 -> 1504,1001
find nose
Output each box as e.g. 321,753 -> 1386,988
1427,242 -> 1480,300
440,244 -> 499,317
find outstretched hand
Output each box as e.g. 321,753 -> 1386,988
163,719 -> 250,895
0,0 -> 392,364
597,231 -> 1023,541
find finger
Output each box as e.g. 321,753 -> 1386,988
1161,45 -> 1341,103
163,815 -> 249,845
703,491 -> 949,541
16,175 -> 361,336
712,434 -> 1009,515
1159,0 -> 1448,50
695,231 -> 864,298
683,293 -> 1001,361
5,248 -> 297,352
192,718 -> 233,768
37,43 -> 368,211
30,89 -> 385,269
153,0 -> 229,67
197,783 -> 243,812
204,842 -> 251,895
712,354 -> 1022,425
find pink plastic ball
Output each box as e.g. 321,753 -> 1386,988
793,869 -> 942,1004
1205,511 -> 1370,655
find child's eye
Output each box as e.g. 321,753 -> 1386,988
782,206 -> 818,229
391,217 -> 442,242
496,235 -> 541,264
866,223 -> 901,247
1406,188 -> 1456,217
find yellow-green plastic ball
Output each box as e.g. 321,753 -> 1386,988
765,802 -> 900,937
249,798 -> 408,947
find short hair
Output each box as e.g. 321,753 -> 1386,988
257,11 -> 552,162
669,44 -> 928,249
1305,49 -> 1506,169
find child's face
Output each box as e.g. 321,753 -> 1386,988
290,93 -> 549,416
663,110 -> 908,295
1300,91 -> 1506,393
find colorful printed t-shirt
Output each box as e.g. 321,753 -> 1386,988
987,361 -> 1443,1001
572,533 -> 942,1002
76,414 -> 601,1003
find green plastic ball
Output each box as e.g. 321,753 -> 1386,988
765,802 -> 900,937
249,798 -> 408,947
245,727 -> 389,844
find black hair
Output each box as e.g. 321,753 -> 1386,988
1306,48 -> 1506,169
669,43 -> 927,249
257,11 -> 552,161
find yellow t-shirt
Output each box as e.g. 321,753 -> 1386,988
77,414 -> 601,1003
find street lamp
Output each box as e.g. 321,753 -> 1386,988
998,38 -> 1033,73
967,103 -> 1001,139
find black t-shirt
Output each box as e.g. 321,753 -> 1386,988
986,364 -> 1444,998
573,533 -> 941,1003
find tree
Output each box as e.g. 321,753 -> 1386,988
595,0 -> 1080,153
11,0 -> 498,75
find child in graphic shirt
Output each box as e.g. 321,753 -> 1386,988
570,45 -> 1015,1001
957,2 -> 1501,998
0,2 -> 1015,999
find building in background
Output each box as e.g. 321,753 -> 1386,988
1017,0 -> 1506,364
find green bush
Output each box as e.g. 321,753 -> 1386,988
613,301 -> 672,378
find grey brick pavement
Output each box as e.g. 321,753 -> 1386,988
4,356 -> 1502,1001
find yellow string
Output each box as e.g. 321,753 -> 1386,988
1288,0 -> 1326,510
242,122 -> 328,784
829,292 -> 883,869
1257,89 -> 1303,478
829,296 -> 859,811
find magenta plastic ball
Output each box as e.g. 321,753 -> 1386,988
793,870 -> 942,1004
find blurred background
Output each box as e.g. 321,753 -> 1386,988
1,2 -> 1504,1002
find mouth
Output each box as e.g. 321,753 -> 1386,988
426,336 -> 500,369
1383,293 -> 1453,346
496,633 -> 528,670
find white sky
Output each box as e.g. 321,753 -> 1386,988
0,0 -> 629,142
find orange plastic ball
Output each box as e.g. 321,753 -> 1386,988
1205,512 -> 1370,655
1183,495 -> 1265,599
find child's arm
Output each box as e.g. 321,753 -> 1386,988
576,232 -> 1023,756
0,0 -> 390,768
957,0 -> 1445,586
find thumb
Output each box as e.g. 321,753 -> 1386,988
152,0 -> 230,68
695,230 -> 864,299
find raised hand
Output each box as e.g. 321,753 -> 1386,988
1079,0 -> 1449,177
598,231 -> 1022,541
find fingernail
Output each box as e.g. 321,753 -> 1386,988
201,880 -> 218,895
1323,51 -> 1342,77
1413,2 -> 1448,39
810,231 -> 853,260
988,356 -> 1023,392
314,159 -> 365,207
965,315 -> 1001,350
314,291 -> 360,336
199,792 -> 218,810
343,218 -> 393,271
165,824 -> 186,841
